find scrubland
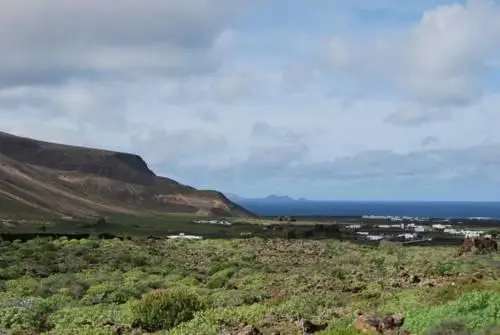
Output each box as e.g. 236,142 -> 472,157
1,237 -> 500,334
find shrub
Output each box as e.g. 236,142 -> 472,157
286,230 -> 297,239
405,291 -> 500,334
47,303 -> 133,331
378,240 -> 403,254
82,217 -> 107,229
302,229 -> 314,238
0,299 -> 56,332
206,268 -> 235,289
169,304 -> 267,335
426,261 -> 457,277
426,320 -> 472,335
322,327 -> 364,335
132,288 -> 207,331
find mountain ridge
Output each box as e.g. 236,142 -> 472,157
0,131 -> 253,218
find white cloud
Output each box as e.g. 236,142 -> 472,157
132,127 -> 228,166
327,37 -> 351,69
400,0 -> 500,105
251,121 -> 305,143
0,0 -> 250,86
0,0 -> 499,200
327,0 -> 500,107
171,142 -> 500,198
384,103 -> 452,126
421,136 -> 441,147
194,109 -> 220,124
246,143 -> 310,169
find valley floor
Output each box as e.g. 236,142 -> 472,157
0,237 -> 499,334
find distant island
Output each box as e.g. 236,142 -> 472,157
225,193 -> 308,202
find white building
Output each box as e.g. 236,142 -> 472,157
398,233 -> 418,240
463,230 -> 484,238
167,233 -> 203,240
194,220 -> 232,226
441,229 -> 485,238
366,235 -> 385,241
346,224 -> 362,229
413,225 -> 432,232
432,224 -> 451,230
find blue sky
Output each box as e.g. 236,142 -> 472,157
1,0 -> 500,201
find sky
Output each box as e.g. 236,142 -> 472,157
1,0 -> 500,201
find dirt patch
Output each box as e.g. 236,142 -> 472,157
353,313 -> 414,335
386,267 -> 451,290
220,323 -> 263,335
295,318 -> 328,334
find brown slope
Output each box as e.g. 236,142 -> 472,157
0,131 -> 254,218
0,153 -> 129,217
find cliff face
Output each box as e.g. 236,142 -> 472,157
0,131 -> 157,184
0,131 -> 253,218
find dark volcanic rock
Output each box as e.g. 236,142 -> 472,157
457,237 -> 498,256
354,313 -> 412,335
220,323 -> 262,335
0,131 -> 156,185
295,319 -> 328,334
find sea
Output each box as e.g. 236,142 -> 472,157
236,200 -> 500,220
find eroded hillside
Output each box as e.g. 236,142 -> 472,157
0,131 -> 253,218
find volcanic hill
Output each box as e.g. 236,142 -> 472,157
0,131 -> 253,218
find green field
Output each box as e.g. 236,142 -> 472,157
1,236 -> 500,334
0,213 -> 346,242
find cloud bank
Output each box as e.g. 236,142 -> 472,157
1,0 -> 500,200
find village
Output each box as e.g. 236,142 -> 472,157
344,221 -> 495,242
161,216 -> 500,243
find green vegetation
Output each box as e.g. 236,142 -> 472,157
1,213 -> 232,235
132,289 -> 207,331
0,236 -> 499,334
0,213 -> 345,241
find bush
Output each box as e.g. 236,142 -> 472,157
488,229 -> 500,238
426,320 -> 472,335
132,288 -> 207,331
0,299 -> 56,332
405,291 -> 500,334
206,268 -> 235,289
169,304 -> 267,335
286,230 -> 297,239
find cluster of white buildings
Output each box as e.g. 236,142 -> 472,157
442,229 -> 489,238
356,232 -> 385,241
167,233 -> 203,240
361,215 -> 430,222
192,219 -> 232,226
377,223 -> 431,231
348,221 -> 492,242
431,224 -> 490,238
356,231 -> 419,241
